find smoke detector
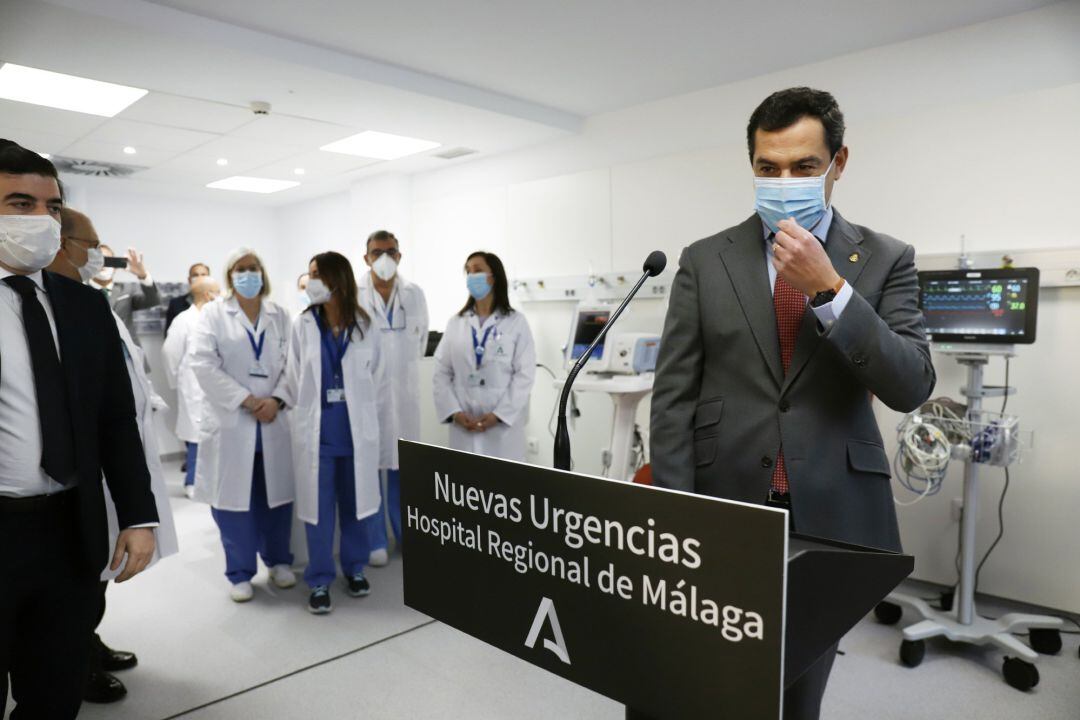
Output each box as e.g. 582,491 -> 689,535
52,156 -> 146,178
433,147 -> 478,160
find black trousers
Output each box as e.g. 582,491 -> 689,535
0,492 -> 100,720
624,643 -> 839,720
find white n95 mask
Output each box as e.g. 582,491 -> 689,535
305,278 -> 332,305
372,254 -> 398,282
76,246 -> 105,283
0,214 -> 62,272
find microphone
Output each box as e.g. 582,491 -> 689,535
553,251 -> 667,471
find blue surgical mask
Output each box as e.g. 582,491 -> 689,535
754,157 -> 835,233
232,270 -> 263,299
466,272 -> 492,301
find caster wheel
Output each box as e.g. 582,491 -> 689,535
874,601 -> 903,625
1002,656 -> 1039,691
1029,628 -> 1062,655
900,639 -> 925,667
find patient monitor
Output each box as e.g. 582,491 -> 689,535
565,305 -> 660,375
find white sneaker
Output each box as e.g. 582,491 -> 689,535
269,564 -> 297,589
184,485 -> 195,500
368,548 -> 389,567
230,581 -> 254,603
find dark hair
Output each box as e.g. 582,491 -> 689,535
458,251 -> 513,317
310,251 -> 370,335
366,229 -> 399,252
0,139 -> 59,179
188,263 -> 210,279
746,87 -> 845,163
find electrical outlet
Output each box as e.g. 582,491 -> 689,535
527,438 -> 540,456
951,498 -> 963,521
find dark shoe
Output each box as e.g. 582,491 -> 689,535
346,572 -> 371,598
308,586 -> 332,615
100,641 -> 138,672
85,670 -> 127,703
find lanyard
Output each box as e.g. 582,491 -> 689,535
371,284 -> 405,331
315,312 -> 350,385
245,318 -> 265,361
471,324 -> 495,370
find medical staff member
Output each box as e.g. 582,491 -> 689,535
279,251 -> 384,614
433,251 -> 536,461
162,276 -> 220,499
189,248 -> 296,602
357,230 -> 429,564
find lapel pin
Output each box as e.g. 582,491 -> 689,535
848,253 -> 859,263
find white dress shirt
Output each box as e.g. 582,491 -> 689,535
0,266 -> 69,497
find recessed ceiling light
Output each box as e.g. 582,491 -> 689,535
123,146 -> 137,155
320,130 -> 440,160
0,63 -> 147,118
294,168 -> 305,175
216,158 -> 228,166
207,176 -> 300,194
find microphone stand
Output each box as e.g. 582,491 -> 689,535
553,269 -> 655,471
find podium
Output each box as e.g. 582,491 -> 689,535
399,441 -> 913,720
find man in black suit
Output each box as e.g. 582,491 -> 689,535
0,140 -> 158,719
164,261 -> 211,335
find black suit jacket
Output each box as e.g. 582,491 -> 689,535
23,272 -> 159,577
164,293 -> 191,336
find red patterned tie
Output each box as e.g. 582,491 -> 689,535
772,273 -> 806,494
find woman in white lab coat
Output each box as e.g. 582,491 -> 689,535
189,248 -> 296,602
278,251 -> 384,614
357,230 -> 430,563
433,251 -> 536,461
162,276 -> 219,498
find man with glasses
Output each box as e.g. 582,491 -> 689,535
357,229 -> 429,565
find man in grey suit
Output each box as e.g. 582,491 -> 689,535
647,88 -> 936,720
91,244 -> 160,347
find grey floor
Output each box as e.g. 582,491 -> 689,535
9,460 -> 1080,719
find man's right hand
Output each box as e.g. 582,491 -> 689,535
453,412 -> 478,432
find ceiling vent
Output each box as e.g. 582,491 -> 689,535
53,156 -> 146,178
433,147 -> 478,160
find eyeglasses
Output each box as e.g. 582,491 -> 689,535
369,248 -> 401,260
64,235 -> 100,249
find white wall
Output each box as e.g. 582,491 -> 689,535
286,3 -> 1079,611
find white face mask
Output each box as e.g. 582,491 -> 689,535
0,215 -> 62,273
75,246 -> 105,283
96,266 -> 115,283
305,278 -> 332,305
372,254 -> 398,282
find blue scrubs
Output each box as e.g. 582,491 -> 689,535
304,318 -> 369,588
210,424 -> 294,584
184,442 -> 198,487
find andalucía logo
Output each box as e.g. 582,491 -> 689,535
524,597 -> 571,665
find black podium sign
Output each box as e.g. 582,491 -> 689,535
400,441 -> 790,719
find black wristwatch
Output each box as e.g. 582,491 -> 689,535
272,396 -> 286,410
811,278 -> 845,308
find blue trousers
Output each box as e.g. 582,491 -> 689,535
304,455 -> 369,588
210,452 -> 294,584
363,469 -> 402,552
184,442 -> 198,487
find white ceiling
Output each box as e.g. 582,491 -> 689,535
144,0 -> 1057,116
0,0 -> 1059,205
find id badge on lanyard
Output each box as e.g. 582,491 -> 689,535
246,322 -> 269,378
321,321 -> 350,404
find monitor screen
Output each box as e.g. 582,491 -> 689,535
571,309 -> 611,359
918,267 -> 1039,344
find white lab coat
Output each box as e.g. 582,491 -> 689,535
162,303 -> 205,444
189,297 -> 294,511
278,309 -> 386,525
101,313 -> 179,580
432,310 -> 536,461
357,272 -> 429,469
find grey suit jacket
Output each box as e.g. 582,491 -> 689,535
106,281 -> 161,348
650,210 -> 935,552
